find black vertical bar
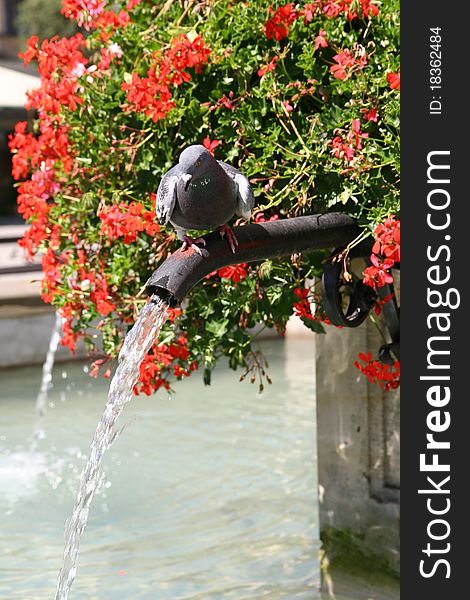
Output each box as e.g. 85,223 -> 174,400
402,2 -> 467,597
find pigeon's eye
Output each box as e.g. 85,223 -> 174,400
195,160 -> 201,168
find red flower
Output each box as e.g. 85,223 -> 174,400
314,30 -> 328,51
122,33 -> 211,122
20,34 -> 88,117
350,118 -> 368,150
387,72 -> 400,91
134,334 -> 197,396
282,100 -> 294,113
254,211 -> 279,223
300,2 -> 321,24
263,4 -> 298,41
372,216 -> 400,263
85,272 -> 117,316
209,93 -> 235,112
95,9 -> 131,41
293,288 -> 315,321
331,135 -> 355,162
362,107 -> 378,122
374,293 -> 395,316
98,201 -> 160,243
361,0 -> 380,18
355,352 -> 400,392
330,118 -> 368,164
168,307 -> 183,322
18,35 -> 39,64
61,1 -> 106,28
90,357 -> 112,379
323,0 -> 379,21
330,47 -> 367,81
60,315 -> 79,353
258,55 -> 279,77
217,263 -> 248,282
122,72 -> 175,122
203,137 -> 221,156
363,254 -> 395,289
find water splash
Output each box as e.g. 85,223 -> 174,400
54,296 -> 169,600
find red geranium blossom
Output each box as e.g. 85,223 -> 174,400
363,254 -> 394,288
99,201 -> 160,243
323,0 -> 379,21
372,216 -> 400,263
203,137 -> 221,156
330,47 -> 367,80
387,72 -> 400,91
122,33 -> 211,122
61,1 -> 106,29
362,107 -> 378,122
263,4 -> 298,41
314,30 -> 328,51
209,93 -> 235,112
330,118 -> 368,164
258,55 -> 279,77
355,352 -> 400,392
218,263 -> 248,282
254,211 -> 279,223
134,335 -> 198,395
300,2 -> 321,24
293,287 -> 315,321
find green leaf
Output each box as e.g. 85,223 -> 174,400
205,319 -> 229,338
300,317 -> 326,334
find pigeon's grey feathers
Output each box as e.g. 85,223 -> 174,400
218,161 -> 255,220
155,145 -> 255,252
156,169 -> 178,226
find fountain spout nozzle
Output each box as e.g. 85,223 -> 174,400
145,213 -> 362,306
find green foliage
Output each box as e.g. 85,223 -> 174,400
15,0 -> 400,393
15,0 -> 77,42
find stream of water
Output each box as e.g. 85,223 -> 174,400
54,296 -> 169,599
31,312 -> 64,452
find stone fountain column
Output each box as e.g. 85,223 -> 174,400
315,319 -> 400,576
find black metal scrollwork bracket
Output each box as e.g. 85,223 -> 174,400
321,244 -> 400,364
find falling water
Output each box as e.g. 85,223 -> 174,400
54,295 -> 169,600
30,312 -> 64,451
36,312 -> 64,419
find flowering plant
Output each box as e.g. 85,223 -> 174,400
10,0 -> 400,394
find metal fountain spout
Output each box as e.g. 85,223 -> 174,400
146,213 -> 360,306
145,212 -> 400,360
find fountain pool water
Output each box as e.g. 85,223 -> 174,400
0,327 -> 323,598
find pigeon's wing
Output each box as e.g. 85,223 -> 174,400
156,168 -> 179,225
218,161 -> 255,220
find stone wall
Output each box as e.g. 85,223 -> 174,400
315,321 -> 400,574
0,304 -> 86,367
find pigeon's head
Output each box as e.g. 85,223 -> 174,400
178,145 -> 213,189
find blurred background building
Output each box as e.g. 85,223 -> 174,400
1,0 -> 73,224
1,0 -> 24,224
1,0 -> 43,337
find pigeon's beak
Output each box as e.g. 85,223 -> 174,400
182,173 -> 192,191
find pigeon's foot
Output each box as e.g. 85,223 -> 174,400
181,235 -> 206,256
219,224 -> 238,254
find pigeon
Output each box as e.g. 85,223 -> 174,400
155,145 -> 255,255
